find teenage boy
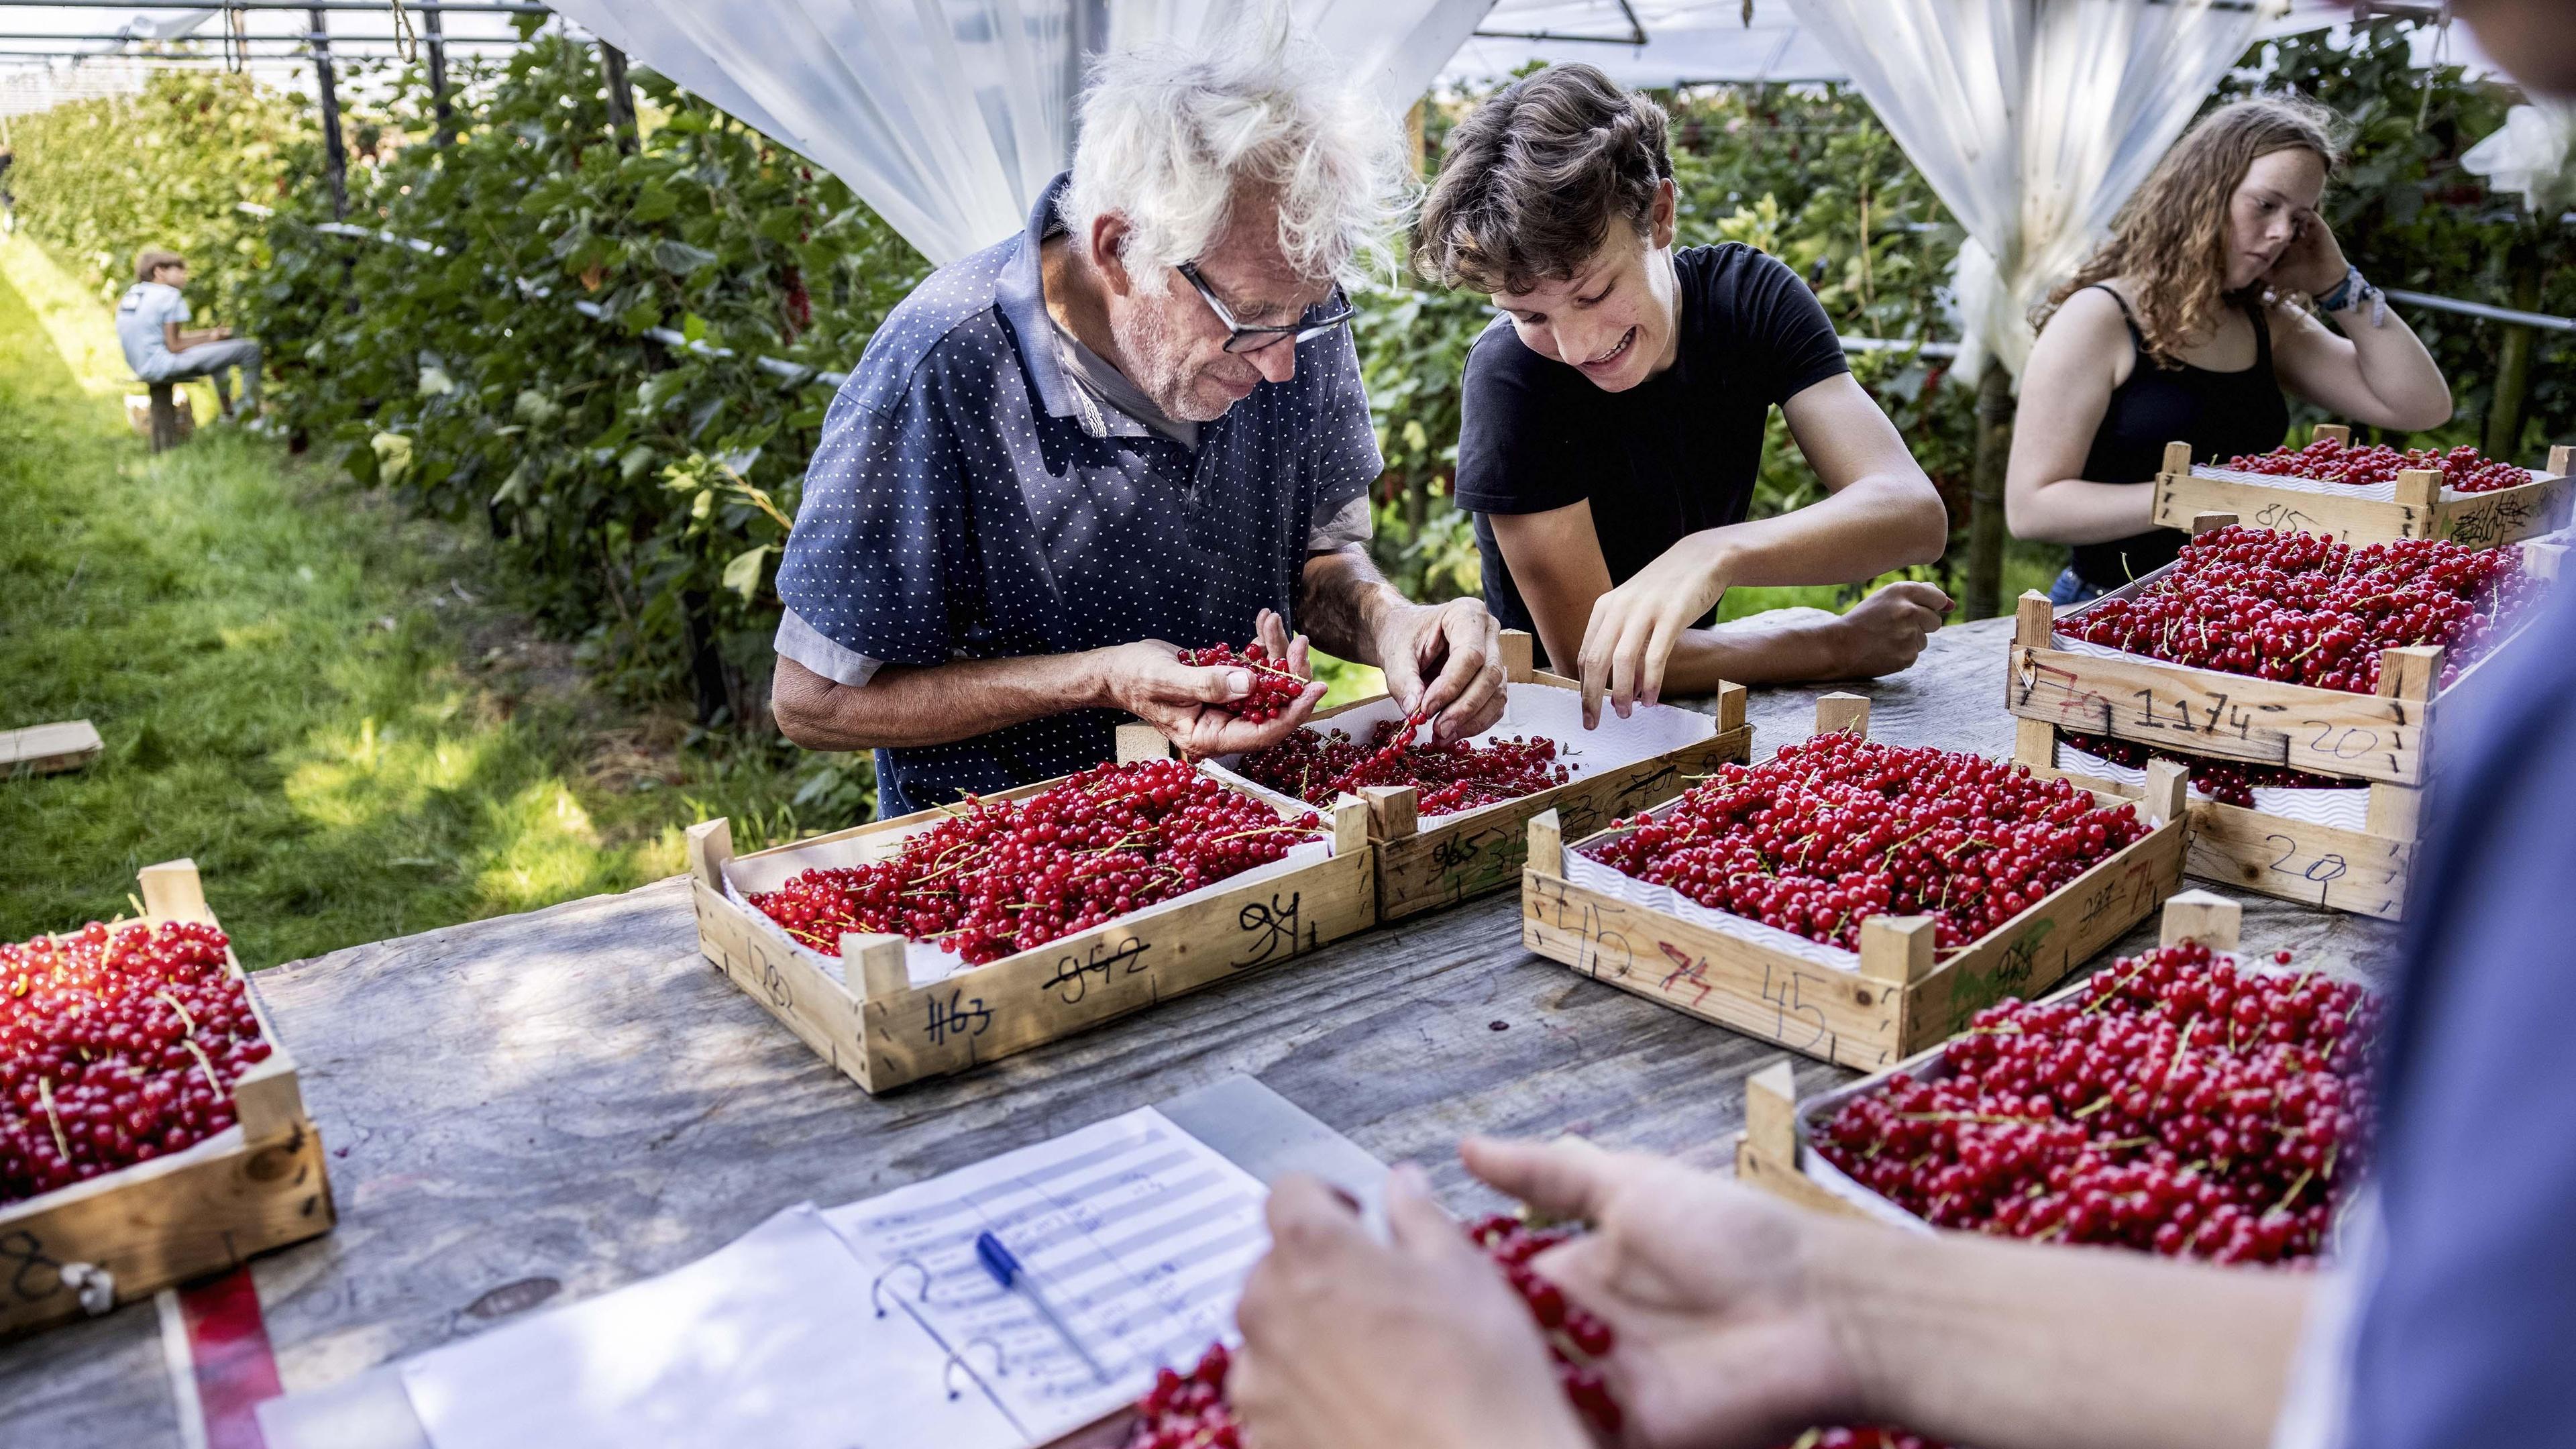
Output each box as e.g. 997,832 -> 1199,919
1413,64 -> 1953,727
116,249 -> 264,421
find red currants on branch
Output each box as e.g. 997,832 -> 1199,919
749,759 -> 1322,967
1180,642 -> 1308,724
2226,437 -> 2531,494
1236,714 -> 1573,816
1584,732 -> 2151,951
1,920 -> 272,1205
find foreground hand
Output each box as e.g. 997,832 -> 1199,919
1101,609 -> 1324,757
1464,1136 -> 1862,1449
1373,597 -> 1507,743
2265,209 -> 2349,301
1232,1166 -> 1591,1449
1578,535 -> 1730,727
1827,582 -> 1951,679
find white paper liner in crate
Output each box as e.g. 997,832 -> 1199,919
720,782 -> 1337,989
1211,680 -> 1714,823
1560,796 -> 1860,973
2058,741 -> 2369,831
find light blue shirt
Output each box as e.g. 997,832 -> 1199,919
115,280 -> 191,381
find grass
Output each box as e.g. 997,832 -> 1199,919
0,233 -> 828,968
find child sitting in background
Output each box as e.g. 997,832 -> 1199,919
117,248 -> 264,421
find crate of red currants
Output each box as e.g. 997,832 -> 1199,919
0,859 -> 332,1338
2008,521 -> 2563,918
1737,892 -> 2377,1270
1214,631 -> 1755,922
1517,695 -> 2192,1073
2151,425 -> 2571,549
685,731 -> 1375,1095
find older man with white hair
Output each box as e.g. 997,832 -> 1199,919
770,19 -> 1506,815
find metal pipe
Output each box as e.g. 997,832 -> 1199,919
311,5 -> 347,219
421,0 -> 451,144
2385,286 -> 2576,334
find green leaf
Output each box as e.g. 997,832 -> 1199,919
652,239 -> 720,274
629,180 -> 679,223
722,545 -> 771,602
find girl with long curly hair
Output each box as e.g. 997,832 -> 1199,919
2006,96 -> 2452,602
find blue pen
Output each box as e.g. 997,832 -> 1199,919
975,1229 -> 1109,1383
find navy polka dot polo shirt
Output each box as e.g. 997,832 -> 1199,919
775,172 -> 1383,818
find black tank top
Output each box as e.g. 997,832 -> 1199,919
2068,285 -> 2289,589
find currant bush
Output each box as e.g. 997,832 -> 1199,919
1582,733 -> 2151,951
1,921 -> 272,1206
748,759 -> 1322,966
1235,715 -> 1572,815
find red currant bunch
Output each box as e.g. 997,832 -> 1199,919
749,759 -> 1323,966
1179,642 -> 1307,723
2063,525 -> 2540,693
1584,733 -> 2151,951
2228,437 -> 2532,494
1123,1215 -> 1623,1449
1236,714 -> 1574,816
2061,730 -> 2355,807
1815,939 -> 2380,1264
1771,1429 -> 1950,1449
1,920 -> 271,1205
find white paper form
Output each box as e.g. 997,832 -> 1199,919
399,1201 -> 1021,1449
824,1106 -> 1271,1444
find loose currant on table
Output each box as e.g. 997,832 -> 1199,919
1583,733 -> 2151,951
749,759 -> 1323,966
1,920 -> 269,1206
1236,713 -> 1573,816
1122,1215 -> 1623,1449
2227,437 -> 2531,494
2062,525 -> 2539,693
1180,642 -> 1308,723
1815,939 -> 2379,1266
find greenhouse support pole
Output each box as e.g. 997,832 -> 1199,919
311,6 -> 348,218
423,0 -> 453,145
599,40 -> 637,154
1964,364 -> 2014,621
2485,236 -> 2542,462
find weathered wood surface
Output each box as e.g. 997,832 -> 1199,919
0,616 -> 2402,1446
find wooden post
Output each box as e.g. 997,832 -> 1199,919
1962,365 -> 2014,620
2142,759 -> 2189,827
2157,890 -> 2240,953
1714,680 -> 1748,734
2377,645 -> 2442,703
2190,511 -> 2239,535
2395,469 -> 2442,511
1330,796 -> 1371,857
841,932 -> 908,1001
1499,629 -> 1535,683
2313,423 -> 2351,447
310,7 -> 348,219
2161,440 -> 2194,477
2015,590 -> 2053,648
137,860 -> 210,924
1815,692 -> 1870,738
2550,445 -> 2571,480
598,40 -> 639,155
1361,784 -> 1418,841
422,0 -> 454,146
1526,808 -> 1564,877
1743,1058 -> 1801,1165
1856,915 -> 1936,985
684,818 -> 734,891
2365,782 -> 2422,840
146,382 -> 184,453
2013,716 -> 2057,769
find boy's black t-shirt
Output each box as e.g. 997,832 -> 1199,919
1456,242 -> 1850,645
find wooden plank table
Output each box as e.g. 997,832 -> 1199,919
0,616 -> 2402,1445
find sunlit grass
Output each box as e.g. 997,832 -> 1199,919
0,238 -> 822,967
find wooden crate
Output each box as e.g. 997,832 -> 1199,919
1,720 -> 103,777
1736,892 -> 2263,1224
1285,631 -> 1754,921
2015,716 -> 2417,920
2151,429 -> 2573,548
0,860 -> 333,1339
1519,696 -> 2191,1072
687,735 -> 1375,1094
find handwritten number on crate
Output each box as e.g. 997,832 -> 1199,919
924,989 -> 993,1045
1,1231 -> 62,1303
1758,963 -> 1832,1055
1234,892 -> 1305,969
1043,938 -> 1149,1004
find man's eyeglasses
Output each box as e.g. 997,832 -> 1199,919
1176,262 -> 1356,355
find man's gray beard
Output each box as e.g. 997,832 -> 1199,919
1119,290 -> 1230,423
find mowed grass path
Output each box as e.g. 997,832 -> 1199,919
0,235 -> 816,967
